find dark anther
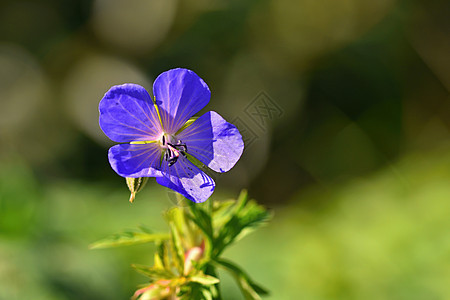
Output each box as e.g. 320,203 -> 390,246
164,149 -> 170,161
168,157 -> 178,166
168,142 -> 187,152
165,140 -> 187,167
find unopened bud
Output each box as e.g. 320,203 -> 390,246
184,246 -> 204,275
126,177 -> 149,203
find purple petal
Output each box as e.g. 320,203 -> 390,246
153,68 -> 210,134
156,156 -> 215,203
108,143 -> 162,178
99,84 -> 162,142
178,111 -> 244,173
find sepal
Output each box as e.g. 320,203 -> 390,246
126,177 -> 149,203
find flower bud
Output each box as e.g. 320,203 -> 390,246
183,246 -> 204,275
126,177 -> 148,203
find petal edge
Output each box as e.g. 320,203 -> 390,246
157,156 -> 215,203
178,111 -> 244,173
153,68 -> 210,134
99,83 -> 162,142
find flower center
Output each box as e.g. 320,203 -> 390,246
160,134 -> 187,166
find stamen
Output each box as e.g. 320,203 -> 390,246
164,139 -> 188,167
168,157 -> 177,166
164,149 -> 169,161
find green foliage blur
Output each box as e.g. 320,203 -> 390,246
0,0 -> 449,299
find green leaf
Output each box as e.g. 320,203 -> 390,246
131,264 -> 174,280
89,228 -> 169,249
214,259 -> 269,300
200,288 -> 213,300
188,201 -> 213,239
213,197 -> 271,256
153,243 -> 165,269
211,200 -> 236,229
234,189 -> 249,213
233,200 -> 272,243
187,200 -> 215,260
189,275 -> 220,285
207,265 -> 222,300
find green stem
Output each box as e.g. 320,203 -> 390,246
187,200 -> 222,299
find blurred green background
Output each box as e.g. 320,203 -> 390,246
0,0 -> 449,299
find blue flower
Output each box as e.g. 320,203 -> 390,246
99,68 -> 244,203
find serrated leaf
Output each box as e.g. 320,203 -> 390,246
189,275 -> 220,285
213,198 -> 271,256
212,200 -> 236,230
89,230 -> 170,249
233,200 -> 271,242
214,259 -> 269,300
188,201 -> 213,239
213,200 -> 235,217
187,200 -> 215,260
